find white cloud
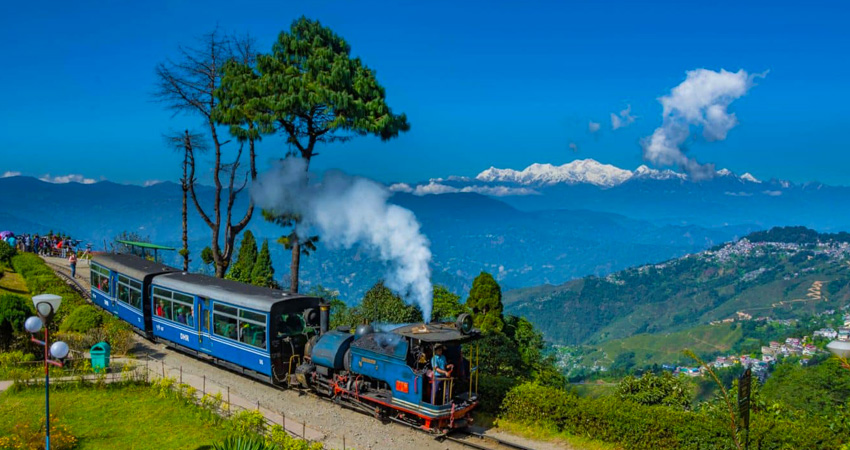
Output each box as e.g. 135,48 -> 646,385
641,68 -> 764,180
39,174 -> 97,184
724,191 -> 753,197
1,171 -> 21,178
413,182 -> 459,196
588,121 -> 601,133
569,142 -> 579,153
143,180 -> 163,187
610,104 -> 636,130
388,182 -> 414,193
762,190 -> 782,196
412,181 -> 538,197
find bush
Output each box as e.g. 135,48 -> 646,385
212,435 -> 275,450
617,371 -> 692,409
0,240 -> 16,265
59,305 -> 103,333
498,382 -> 844,450
230,410 -> 266,436
266,425 -> 324,450
476,374 -> 520,414
0,294 -> 33,349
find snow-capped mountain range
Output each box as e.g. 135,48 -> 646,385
474,159 -> 761,187
391,159 -> 767,196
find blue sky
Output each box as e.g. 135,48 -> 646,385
1,0 -> 848,185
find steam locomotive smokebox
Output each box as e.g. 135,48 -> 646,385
311,330 -> 355,370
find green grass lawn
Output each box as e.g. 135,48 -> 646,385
0,385 -> 233,449
0,268 -> 28,295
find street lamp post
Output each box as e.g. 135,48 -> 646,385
24,294 -> 69,450
826,339 -> 850,371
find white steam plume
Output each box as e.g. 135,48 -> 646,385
642,68 -> 764,180
252,158 -> 433,322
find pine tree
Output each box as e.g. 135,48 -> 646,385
250,240 -> 276,288
466,271 -> 504,333
227,231 -> 258,283
232,17 -> 410,293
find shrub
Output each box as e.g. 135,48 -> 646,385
0,294 -> 33,350
617,371 -> 692,409
476,374 -> 520,414
0,240 -> 16,265
266,425 -> 324,450
59,305 -> 103,333
230,410 -> 267,436
212,435 -> 276,450
498,381 -> 844,450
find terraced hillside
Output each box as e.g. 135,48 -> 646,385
505,227 -> 850,346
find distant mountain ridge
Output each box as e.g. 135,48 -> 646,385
0,175 -> 752,303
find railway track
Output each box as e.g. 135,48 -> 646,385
43,260 -> 90,300
441,429 -> 537,450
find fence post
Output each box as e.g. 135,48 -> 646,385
343,435 -> 346,450
161,360 -> 165,378
227,386 -> 230,417
202,375 -> 206,396
257,400 -> 260,411
282,412 -> 285,433
302,422 -> 305,439
180,366 -> 183,385
145,357 -> 149,383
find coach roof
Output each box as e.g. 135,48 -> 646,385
152,271 -> 316,312
92,253 -> 177,280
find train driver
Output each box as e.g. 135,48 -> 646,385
430,344 -> 454,404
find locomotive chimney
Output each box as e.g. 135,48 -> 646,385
319,302 -> 330,334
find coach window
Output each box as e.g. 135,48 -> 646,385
213,304 -> 239,340
152,287 -> 173,320
91,265 -> 111,295
239,310 -> 267,350
116,275 -> 142,310
172,292 -> 194,326
128,279 -> 142,310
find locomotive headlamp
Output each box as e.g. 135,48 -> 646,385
456,313 -> 473,335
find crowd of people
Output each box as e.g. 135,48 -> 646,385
1,230 -> 91,278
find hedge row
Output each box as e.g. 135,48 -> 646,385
10,254 -> 133,353
499,382 -> 845,450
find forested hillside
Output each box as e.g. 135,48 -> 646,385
506,226 -> 850,345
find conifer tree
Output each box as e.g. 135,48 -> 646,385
225,17 -> 410,293
227,231 -> 258,283
250,240 -> 276,288
466,271 -> 504,333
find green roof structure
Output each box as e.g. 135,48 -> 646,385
116,240 -> 176,260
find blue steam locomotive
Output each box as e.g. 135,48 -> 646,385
90,253 -> 481,432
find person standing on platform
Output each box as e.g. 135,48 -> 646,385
69,251 -> 77,278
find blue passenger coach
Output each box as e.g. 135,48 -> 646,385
150,272 -> 322,384
90,254 -> 176,335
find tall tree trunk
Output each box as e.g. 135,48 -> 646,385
290,238 -> 300,293
288,153 -> 313,293
181,130 -> 190,271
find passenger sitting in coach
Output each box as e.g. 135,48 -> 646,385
176,308 -> 186,324
155,301 -> 164,317
186,308 -> 195,327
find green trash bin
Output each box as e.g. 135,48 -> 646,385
91,341 -> 111,373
